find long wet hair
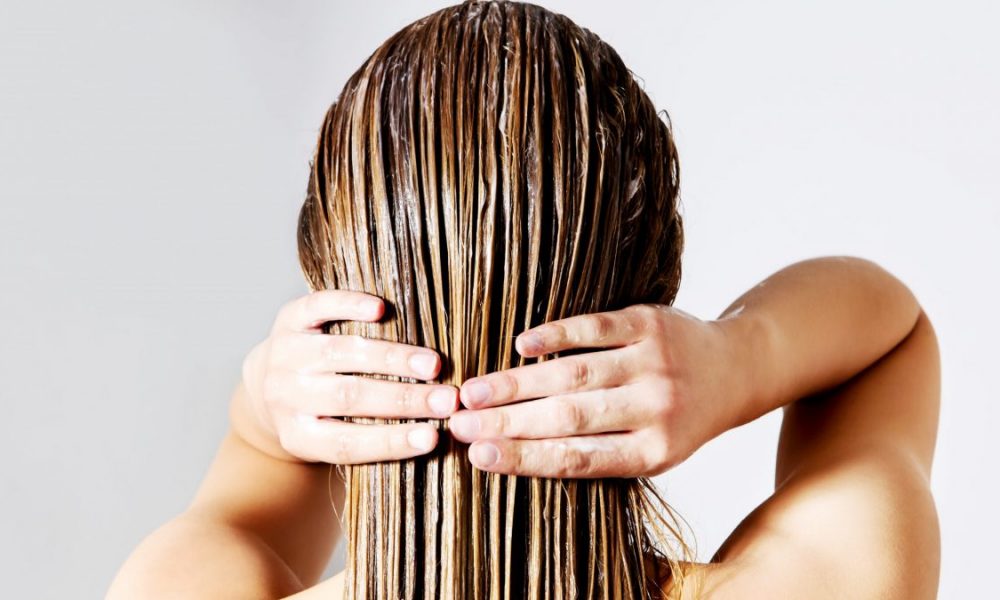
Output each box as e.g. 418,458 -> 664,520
297,1 -> 690,598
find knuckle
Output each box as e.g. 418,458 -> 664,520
328,430 -> 355,463
643,339 -> 673,375
591,394 -> 612,418
555,444 -> 592,477
629,302 -> 657,319
494,408 -> 513,437
554,399 -> 585,434
380,429 -> 399,459
660,392 -> 679,420
619,309 -> 644,336
548,322 -> 568,345
631,304 -> 666,335
647,314 -> 668,337
346,333 -> 368,349
588,313 -> 614,342
563,358 -> 591,389
345,334 -> 369,356
497,371 -> 519,400
606,352 -> 628,383
323,335 -> 359,368
508,443 -> 525,473
652,378 -> 680,415
382,344 -> 406,370
331,375 -> 360,414
320,335 -> 342,362
399,383 -> 420,414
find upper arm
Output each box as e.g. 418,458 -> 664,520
704,310 -> 941,599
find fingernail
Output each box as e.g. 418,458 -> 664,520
408,352 -> 438,378
469,442 -> 499,468
448,412 -> 480,439
461,380 -> 492,407
407,427 -> 436,452
516,331 -> 544,355
428,388 -> 456,416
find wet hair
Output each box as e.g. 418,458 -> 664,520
297,1 -> 689,597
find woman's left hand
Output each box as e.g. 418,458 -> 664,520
447,303 -> 752,478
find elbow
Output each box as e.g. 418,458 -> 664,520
106,515 -> 305,600
833,255 -> 923,339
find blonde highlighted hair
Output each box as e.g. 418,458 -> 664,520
297,1 -> 691,597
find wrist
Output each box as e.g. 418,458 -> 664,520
713,307 -> 780,429
229,381 -> 304,464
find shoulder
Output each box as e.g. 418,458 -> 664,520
660,313 -> 941,599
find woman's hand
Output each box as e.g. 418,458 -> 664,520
447,303 -> 752,478
235,289 -> 460,464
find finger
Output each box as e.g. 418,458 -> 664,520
465,433 -> 653,478
514,304 -> 652,357
278,415 -> 440,463
287,333 -> 443,380
459,345 -> 638,409
289,373 -> 459,418
276,290 -> 385,332
449,385 -> 649,442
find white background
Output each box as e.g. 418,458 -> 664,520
1,1 -> 996,597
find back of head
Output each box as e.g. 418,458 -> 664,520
297,1 -> 686,597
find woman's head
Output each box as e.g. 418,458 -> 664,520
297,1 -> 686,597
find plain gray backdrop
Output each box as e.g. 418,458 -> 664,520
1,1 -> 997,597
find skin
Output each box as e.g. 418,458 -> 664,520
107,256 -> 941,599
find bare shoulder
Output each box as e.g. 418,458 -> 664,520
663,312 -> 941,599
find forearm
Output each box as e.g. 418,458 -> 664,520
109,383 -> 343,598
720,256 -> 922,426
190,383 -> 343,584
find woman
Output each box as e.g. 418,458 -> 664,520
108,1 -> 940,598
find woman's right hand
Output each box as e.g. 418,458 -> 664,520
234,289 -> 459,464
